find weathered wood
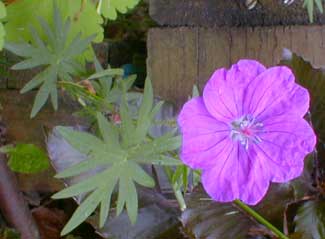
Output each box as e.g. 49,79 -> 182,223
147,25 -> 325,108
150,0 -> 325,27
147,27 -> 199,109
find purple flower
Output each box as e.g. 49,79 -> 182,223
178,60 -> 316,205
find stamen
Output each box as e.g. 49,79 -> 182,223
230,115 -> 263,149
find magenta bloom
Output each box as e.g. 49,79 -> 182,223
178,60 -> 316,205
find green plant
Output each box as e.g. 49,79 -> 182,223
0,1 -> 6,50
5,0 -> 103,60
3,0 -> 325,237
303,0 -> 324,22
96,0 -> 141,20
5,4 -> 95,117
52,79 -> 181,235
0,144 -> 49,174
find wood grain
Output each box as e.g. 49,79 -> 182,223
150,0 -> 325,27
148,25 -> 325,108
147,27 -> 199,109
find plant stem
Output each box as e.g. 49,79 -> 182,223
234,199 -> 289,239
164,166 -> 187,211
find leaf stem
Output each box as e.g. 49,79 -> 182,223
164,166 -> 186,211
234,199 -> 289,239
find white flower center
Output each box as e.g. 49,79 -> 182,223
230,115 -> 263,149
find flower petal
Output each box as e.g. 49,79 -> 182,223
178,97 -> 231,169
201,143 -> 270,205
203,68 -> 237,122
243,66 -> 310,119
256,115 -> 316,182
203,60 -> 267,122
253,144 -> 305,183
226,60 -> 267,115
226,59 -> 266,86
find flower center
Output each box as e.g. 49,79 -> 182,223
230,114 -> 263,149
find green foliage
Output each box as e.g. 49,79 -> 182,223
0,228 -> 20,239
171,84 -> 201,194
62,57 -> 140,123
303,0 -> 324,22
0,1 -> 6,50
0,144 -> 49,174
294,200 -> 325,239
96,0 -> 141,20
191,85 -> 200,98
281,52 -> 325,238
5,4 -> 95,118
5,0 -> 103,60
52,79 -> 181,235
171,165 -> 200,193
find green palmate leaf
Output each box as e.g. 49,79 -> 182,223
171,165 -> 200,192
303,0 -> 324,22
316,0 -> 324,12
65,57 -> 134,123
5,0 -> 103,60
294,200 -> 325,239
135,78 -> 154,143
120,95 -> 136,148
5,4 -> 96,117
96,0 -> 140,20
93,56 -> 113,95
87,68 -> 124,80
52,79 -> 181,235
0,2 -> 6,50
56,126 -> 108,155
3,144 -> 49,174
61,188 -> 103,236
96,112 -> 119,146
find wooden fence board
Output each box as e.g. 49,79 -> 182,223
148,25 -> 325,108
149,0 -> 325,27
147,27 -> 199,108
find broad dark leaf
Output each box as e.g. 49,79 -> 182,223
281,51 -> 325,143
281,51 -> 325,192
90,204 -> 178,239
294,200 -> 325,239
182,184 -> 295,239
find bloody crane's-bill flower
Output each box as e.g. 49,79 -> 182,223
178,60 -> 316,205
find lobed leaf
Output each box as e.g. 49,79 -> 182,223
97,0 -> 141,20
6,4 -> 96,117
6,144 -> 49,174
87,68 -> 124,80
61,189 -> 103,235
51,78 -> 182,234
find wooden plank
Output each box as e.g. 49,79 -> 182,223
198,28 -> 230,90
150,0 -> 325,27
147,27 -> 198,109
148,25 -> 325,107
